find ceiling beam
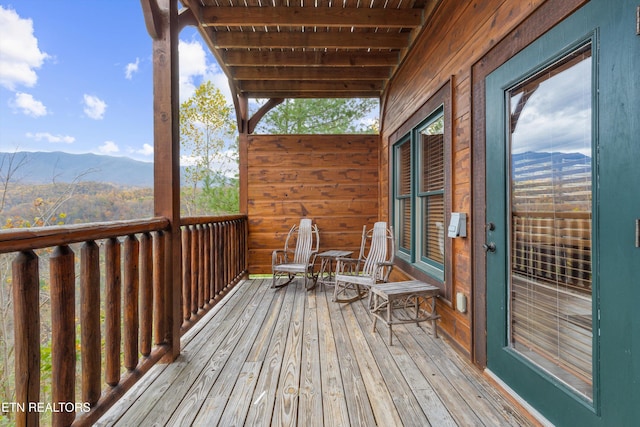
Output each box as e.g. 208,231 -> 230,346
243,90 -> 381,98
201,6 -> 422,28
212,31 -> 410,49
222,50 -> 399,67
231,66 -> 391,80
238,80 -> 384,94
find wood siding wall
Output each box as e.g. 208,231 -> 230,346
380,0 -> 553,358
247,134 -> 379,274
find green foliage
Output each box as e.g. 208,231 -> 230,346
255,98 -> 379,134
180,81 -> 239,215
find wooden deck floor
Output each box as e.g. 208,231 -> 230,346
98,278 -> 536,427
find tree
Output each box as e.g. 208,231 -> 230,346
180,81 -> 238,215
255,98 -> 379,134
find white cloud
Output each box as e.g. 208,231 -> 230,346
179,39 -> 208,100
125,57 -> 140,80
98,140 -> 119,154
83,94 -> 107,120
137,143 -> 154,156
26,132 -> 75,144
0,6 -> 50,90
12,92 -> 48,117
178,39 -> 231,104
180,154 -> 198,166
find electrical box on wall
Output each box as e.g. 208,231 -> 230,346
447,212 -> 467,238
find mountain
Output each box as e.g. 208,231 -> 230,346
2,151 -> 157,187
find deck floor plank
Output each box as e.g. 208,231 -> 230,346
298,292 -> 324,427
100,279 -> 538,427
102,279 -> 263,426
243,283 -> 299,427
324,288 -> 378,426
187,280 -> 278,426
271,279 -> 306,427
316,286 -> 359,427
351,299 -> 458,427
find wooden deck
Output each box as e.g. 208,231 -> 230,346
97,279 -> 536,426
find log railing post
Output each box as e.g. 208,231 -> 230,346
213,222 -> 221,300
153,231 -> 166,345
80,241 -> 101,407
203,224 -> 211,307
105,238 -> 121,387
13,250 -> 40,427
139,232 -> 153,357
50,245 -> 76,426
197,225 -> 205,311
181,227 -> 191,322
190,225 -> 198,316
124,235 -> 140,371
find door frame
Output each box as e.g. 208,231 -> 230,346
470,0 -> 588,369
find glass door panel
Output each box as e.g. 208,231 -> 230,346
508,43 -> 593,400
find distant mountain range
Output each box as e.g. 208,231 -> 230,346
1,151 -> 172,187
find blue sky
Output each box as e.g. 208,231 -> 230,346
0,1 -> 231,162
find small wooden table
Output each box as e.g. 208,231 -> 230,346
316,250 -> 353,288
369,280 -> 440,345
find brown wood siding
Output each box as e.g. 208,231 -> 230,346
380,0 -> 552,359
247,134 -> 379,274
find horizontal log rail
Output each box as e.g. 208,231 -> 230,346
0,215 -> 248,426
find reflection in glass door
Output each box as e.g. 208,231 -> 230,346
507,43 -> 593,400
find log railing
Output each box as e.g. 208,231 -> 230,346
179,216 -> 248,333
0,214 -> 248,426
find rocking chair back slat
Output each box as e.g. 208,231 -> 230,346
362,222 -> 389,279
293,219 -> 313,264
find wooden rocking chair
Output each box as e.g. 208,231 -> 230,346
333,221 -> 395,303
272,218 -> 320,289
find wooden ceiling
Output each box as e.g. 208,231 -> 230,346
180,0 -> 440,100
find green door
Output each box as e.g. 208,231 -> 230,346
485,1 -> 640,425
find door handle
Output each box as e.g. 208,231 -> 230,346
483,242 -> 496,253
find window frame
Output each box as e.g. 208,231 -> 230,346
389,80 -> 453,301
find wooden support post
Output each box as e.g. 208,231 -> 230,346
105,238 -> 121,387
153,230 -> 166,345
190,225 -> 199,315
12,251 -> 40,427
139,232 -> 153,357
124,234 -> 140,370
203,224 -> 211,306
151,0 -> 182,361
181,227 -> 191,321
50,245 -> 76,426
80,241 -> 101,406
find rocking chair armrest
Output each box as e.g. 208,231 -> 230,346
272,249 -> 294,264
375,261 -> 394,267
373,261 -> 394,282
335,257 -> 362,274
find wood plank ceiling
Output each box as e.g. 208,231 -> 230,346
180,0 -> 440,100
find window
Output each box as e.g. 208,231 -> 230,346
507,42 -> 593,400
393,106 -> 448,282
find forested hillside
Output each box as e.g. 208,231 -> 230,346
1,182 -> 153,226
